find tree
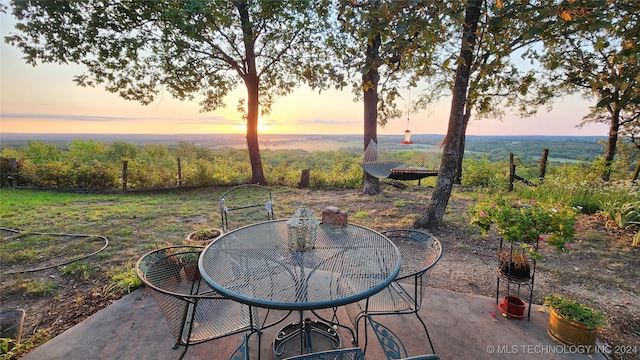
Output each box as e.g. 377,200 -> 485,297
414,0 -> 483,229
5,0 -> 331,184
333,0 -> 442,194
414,0 -> 556,229
537,0 -> 640,181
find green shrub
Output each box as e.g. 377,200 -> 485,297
20,279 -> 58,295
598,201 -> 640,230
0,330 -> 52,359
462,157 -> 508,187
182,158 -> 216,186
106,265 -> 142,296
60,261 -> 95,280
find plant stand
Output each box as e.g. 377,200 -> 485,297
495,238 -> 537,320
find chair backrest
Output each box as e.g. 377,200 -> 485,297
283,348 -> 365,360
380,229 -> 442,309
219,184 -> 275,232
367,317 -> 441,360
136,246 -> 205,344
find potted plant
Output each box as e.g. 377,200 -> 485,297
469,193 -> 579,256
498,249 -> 531,280
186,228 -> 222,244
543,294 -> 606,351
470,193 -> 579,319
179,251 -> 201,281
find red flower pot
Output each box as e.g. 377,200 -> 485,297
499,295 -> 527,319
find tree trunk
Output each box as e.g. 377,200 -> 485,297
453,110 -> 472,184
602,106 -> 621,182
414,0 -> 482,230
245,76 -> 266,184
362,33 -> 382,195
237,1 -> 266,185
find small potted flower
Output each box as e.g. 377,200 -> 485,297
543,294 -> 606,351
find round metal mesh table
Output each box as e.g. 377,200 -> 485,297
199,220 -> 401,311
199,220 -> 400,358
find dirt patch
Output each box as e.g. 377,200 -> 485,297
1,184 -> 638,359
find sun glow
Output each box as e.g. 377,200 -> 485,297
258,116 -> 274,133
232,116 -> 275,133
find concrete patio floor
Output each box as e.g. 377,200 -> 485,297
19,287 -> 608,360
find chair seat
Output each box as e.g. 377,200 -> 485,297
188,297 -> 255,342
358,282 -> 415,313
344,229 -> 442,355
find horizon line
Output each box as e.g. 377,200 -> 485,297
1,132 -> 607,138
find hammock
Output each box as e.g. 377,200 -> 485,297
359,140 -> 438,181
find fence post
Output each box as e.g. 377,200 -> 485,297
509,153 -> 515,192
299,169 -> 310,189
122,160 -> 128,191
177,157 -> 182,187
10,158 -> 17,188
539,148 -> 549,183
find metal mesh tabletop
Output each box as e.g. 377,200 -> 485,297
199,220 -> 401,311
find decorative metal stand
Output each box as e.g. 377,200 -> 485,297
495,238 -> 538,320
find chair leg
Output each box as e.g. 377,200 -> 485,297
229,334 -> 249,360
310,308 -> 357,346
177,345 -> 188,360
415,312 -> 435,354
354,313 -> 370,354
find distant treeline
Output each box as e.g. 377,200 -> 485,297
2,135 -> 630,190
462,136 -> 605,163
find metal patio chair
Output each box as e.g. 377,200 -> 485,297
344,229 -> 442,354
136,245 -> 258,360
367,317 -> 440,360
220,184 -> 276,232
283,348 -> 365,360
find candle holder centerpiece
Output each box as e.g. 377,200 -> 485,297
287,206 -> 320,251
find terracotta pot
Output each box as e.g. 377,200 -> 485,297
181,262 -> 200,281
547,309 -> 598,351
186,228 -> 222,244
499,296 -> 527,319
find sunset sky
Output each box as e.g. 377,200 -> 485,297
0,12 -> 609,137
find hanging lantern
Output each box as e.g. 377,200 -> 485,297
402,129 -> 413,144
401,96 -> 413,144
